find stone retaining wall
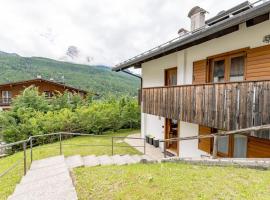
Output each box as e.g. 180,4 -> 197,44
161,157 -> 270,170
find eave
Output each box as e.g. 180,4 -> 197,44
112,1 -> 270,72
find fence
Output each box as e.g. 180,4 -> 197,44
0,132 -> 146,179
159,124 -> 270,158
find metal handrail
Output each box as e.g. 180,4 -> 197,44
0,132 -> 146,179
159,124 -> 270,158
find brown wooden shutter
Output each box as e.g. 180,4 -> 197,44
193,60 -> 207,84
198,125 -> 212,154
246,44 -> 270,80
247,136 -> 270,158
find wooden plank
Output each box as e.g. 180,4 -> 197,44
142,79 -> 270,131
239,83 -> 247,129
246,82 -> 254,128
247,136 -> 270,158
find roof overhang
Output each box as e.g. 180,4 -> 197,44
0,78 -> 89,95
113,1 -> 270,72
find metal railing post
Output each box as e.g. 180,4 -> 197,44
144,139 -> 146,155
212,135 -> 218,159
30,137 -> 33,163
23,142 -> 27,175
59,133 -> 62,155
163,141 -> 166,158
111,137 -> 114,156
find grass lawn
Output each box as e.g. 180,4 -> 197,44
74,163 -> 270,200
0,129 -> 141,200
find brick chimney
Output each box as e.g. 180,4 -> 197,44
188,6 -> 207,31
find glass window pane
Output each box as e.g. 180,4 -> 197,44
233,134 -> 247,158
230,56 -> 244,81
213,60 -> 225,83
217,135 -> 229,154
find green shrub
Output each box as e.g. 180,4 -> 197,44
0,87 -> 141,145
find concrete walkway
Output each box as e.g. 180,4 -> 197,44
124,133 -> 164,160
8,154 -> 157,200
8,156 -> 77,200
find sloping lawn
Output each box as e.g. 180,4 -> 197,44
0,129 -> 141,200
74,163 -> 270,200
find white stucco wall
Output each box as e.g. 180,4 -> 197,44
141,19 -> 270,157
179,121 -> 210,157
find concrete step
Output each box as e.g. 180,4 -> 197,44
30,156 -> 65,170
8,156 -> 77,200
8,186 -> 77,200
98,155 -> 114,165
131,155 -> 144,163
121,155 -> 137,164
111,155 -> 127,165
141,155 -> 157,163
83,155 -> 100,167
65,155 -> 84,169
20,165 -> 68,184
13,172 -> 72,195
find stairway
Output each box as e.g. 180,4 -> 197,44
8,156 -> 77,200
65,154 -> 156,169
8,154 -> 156,200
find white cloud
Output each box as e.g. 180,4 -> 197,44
0,0 -> 253,67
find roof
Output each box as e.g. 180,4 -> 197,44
113,0 -> 270,72
0,78 -> 88,94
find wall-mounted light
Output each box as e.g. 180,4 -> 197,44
263,35 -> 270,43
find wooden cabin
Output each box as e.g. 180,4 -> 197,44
0,78 -> 87,110
113,1 -> 270,158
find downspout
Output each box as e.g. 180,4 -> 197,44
122,70 -> 142,89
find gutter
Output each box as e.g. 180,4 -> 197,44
122,70 -> 142,89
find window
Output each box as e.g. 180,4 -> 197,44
230,56 -> 245,81
233,134 -> 247,158
212,59 -> 225,83
1,91 -> 12,104
209,52 -> 245,82
44,91 -> 53,98
217,135 -> 229,155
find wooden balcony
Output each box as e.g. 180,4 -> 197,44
142,80 -> 270,131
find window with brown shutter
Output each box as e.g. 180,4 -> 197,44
198,125 -> 213,154
246,44 -> 270,80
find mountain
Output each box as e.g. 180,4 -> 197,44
0,52 -> 140,97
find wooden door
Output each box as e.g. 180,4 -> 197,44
198,126 -> 213,154
165,119 -> 179,156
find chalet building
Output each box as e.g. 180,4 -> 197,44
0,78 -> 87,110
113,1 -> 270,158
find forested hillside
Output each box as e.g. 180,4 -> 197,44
0,52 -> 140,96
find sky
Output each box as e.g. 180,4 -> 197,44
0,0 -> 253,67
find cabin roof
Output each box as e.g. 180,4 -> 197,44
0,78 -> 88,94
112,0 -> 270,71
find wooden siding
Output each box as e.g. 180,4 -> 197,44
193,60 -> 207,84
142,80 -> 270,131
247,136 -> 270,158
246,45 -> 270,80
198,126 -> 212,153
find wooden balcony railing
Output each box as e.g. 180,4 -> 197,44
142,80 -> 270,131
